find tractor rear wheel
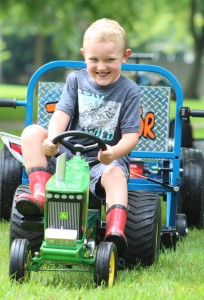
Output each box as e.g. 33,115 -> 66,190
125,190 -> 161,267
0,145 -> 22,220
10,185 -> 44,254
179,148 -> 204,228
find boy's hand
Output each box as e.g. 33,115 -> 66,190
42,138 -> 59,156
98,145 -> 115,165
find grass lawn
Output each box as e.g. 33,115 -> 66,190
0,84 -> 27,99
0,84 -> 27,121
1,221 -> 204,300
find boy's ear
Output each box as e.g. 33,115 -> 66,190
80,48 -> 85,57
122,48 -> 132,64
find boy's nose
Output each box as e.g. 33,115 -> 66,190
97,62 -> 107,70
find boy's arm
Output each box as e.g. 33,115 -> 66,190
42,110 -> 70,156
98,132 -> 139,165
48,110 -> 71,139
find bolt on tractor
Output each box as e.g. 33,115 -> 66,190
0,61 -> 204,286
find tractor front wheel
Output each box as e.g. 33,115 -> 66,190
94,241 -> 117,287
9,238 -> 31,283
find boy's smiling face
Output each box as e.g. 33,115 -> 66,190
81,41 -> 131,86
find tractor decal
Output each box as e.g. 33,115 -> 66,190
139,106 -> 155,140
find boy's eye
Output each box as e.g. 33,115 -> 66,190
88,58 -> 115,63
107,58 -> 115,62
90,58 -> 98,62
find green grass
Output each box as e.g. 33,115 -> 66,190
0,84 -> 27,121
1,220 -> 204,300
0,84 -> 27,99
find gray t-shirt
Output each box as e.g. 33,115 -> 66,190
56,69 -> 140,150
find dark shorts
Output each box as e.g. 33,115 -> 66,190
48,145 -> 130,201
89,158 -> 130,200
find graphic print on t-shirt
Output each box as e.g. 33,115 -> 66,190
78,89 -> 121,141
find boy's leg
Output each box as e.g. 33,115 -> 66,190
16,125 -> 50,216
100,165 -> 128,209
101,166 -> 128,258
21,124 -> 48,170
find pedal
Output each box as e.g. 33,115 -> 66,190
117,258 -> 126,270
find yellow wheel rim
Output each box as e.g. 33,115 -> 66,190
108,251 -> 115,287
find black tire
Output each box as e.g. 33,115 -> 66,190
179,148 -> 204,228
0,145 -> 22,220
94,241 -> 117,287
9,239 -> 31,283
10,185 -> 44,254
169,119 -> 193,148
176,213 -> 188,237
125,190 -> 161,266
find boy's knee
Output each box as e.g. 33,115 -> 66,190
103,165 -> 126,182
21,124 -> 47,141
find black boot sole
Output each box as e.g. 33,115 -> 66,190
16,198 -> 43,217
105,234 -> 127,258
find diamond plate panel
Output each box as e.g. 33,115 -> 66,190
38,83 -> 170,152
137,86 -> 170,152
38,82 -> 64,129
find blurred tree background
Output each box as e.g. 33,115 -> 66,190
0,0 -> 203,98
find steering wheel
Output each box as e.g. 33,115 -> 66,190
52,130 -> 107,166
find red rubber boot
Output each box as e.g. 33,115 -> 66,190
16,168 -> 52,216
105,204 -> 127,258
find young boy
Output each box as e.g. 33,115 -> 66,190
16,18 -> 140,258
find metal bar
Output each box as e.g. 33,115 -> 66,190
190,109 -> 204,117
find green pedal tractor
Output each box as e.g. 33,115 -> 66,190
10,131 -> 120,286
9,130 -> 160,286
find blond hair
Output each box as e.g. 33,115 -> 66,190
83,18 -> 127,53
